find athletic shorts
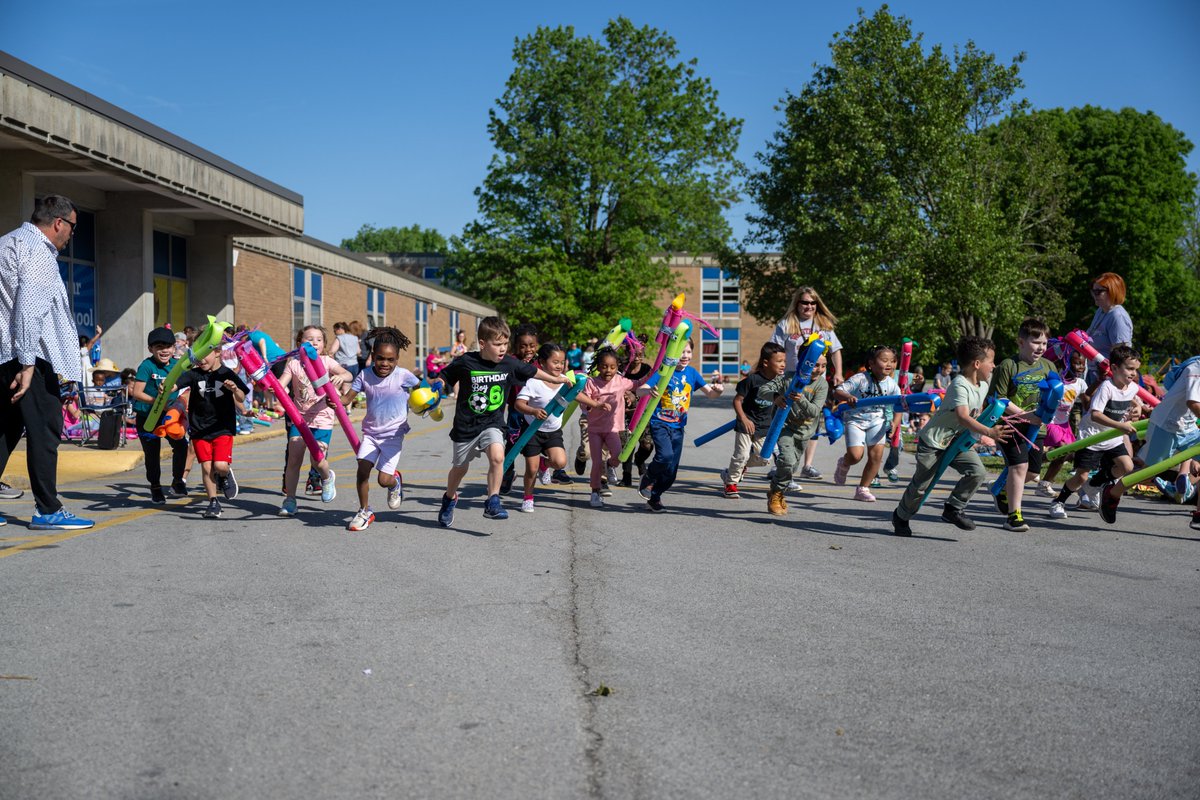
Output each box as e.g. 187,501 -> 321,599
1043,421 -> 1075,451
452,427 -> 504,468
193,435 -> 233,463
287,424 -> 333,446
521,428 -> 565,458
1140,423 -> 1198,467
844,417 -> 887,449
1000,428 -> 1044,472
1074,445 -> 1125,474
357,431 -> 406,475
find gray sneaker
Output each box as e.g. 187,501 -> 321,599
0,482 -> 24,500
800,465 -> 822,480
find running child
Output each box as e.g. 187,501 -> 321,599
513,343 -> 582,511
892,337 -> 1012,536
831,346 -> 901,502
990,318 -> 1056,531
437,317 -> 569,526
1036,351 -> 1088,497
721,342 -> 787,499
1142,356 -> 1200,512
341,326 -> 420,532
274,325 -> 349,516
767,352 -> 828,515
640,339 -> 725,512
131,326 -> 190,503
501,324 -> 541,494
619,337 -> 654,486
174,350 -> 249,519
578,346 -> 654,507
1048,345 -> 1144,522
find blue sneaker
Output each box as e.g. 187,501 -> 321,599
29,509 -> 94,531
1176,473 -> 1195,503
483,493 -> 509,520
438,493 -> 458,528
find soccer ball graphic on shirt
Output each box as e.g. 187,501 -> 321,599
468,391 -> 491,414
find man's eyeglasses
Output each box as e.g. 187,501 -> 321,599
58,217 -> 77,235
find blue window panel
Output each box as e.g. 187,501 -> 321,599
365,287 -> 374,312
73,210 -> 96,262
701,327 -> 720,341
723,327 -> 740,340
701,302 -> 719,314
153,231 -> 170,276
170,235 -> 187,278
377,290 -> 384,315
702,267 -> 720,279
722,302 -> 740,314
311,273 -> 322,302
722,363 -> 741,375
293,266 -> 304,297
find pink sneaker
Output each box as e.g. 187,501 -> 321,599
833,456 -> 849,486
853,485 -> 876,502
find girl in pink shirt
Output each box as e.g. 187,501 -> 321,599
582,348 -> 653,507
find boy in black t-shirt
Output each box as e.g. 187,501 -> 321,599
722,342 -> 788,498
435,317 -> 569,527
175,350 -> 249,519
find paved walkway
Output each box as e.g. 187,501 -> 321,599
1,403 -> 1196,798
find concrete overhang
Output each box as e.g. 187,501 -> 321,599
233,235 -> 497,318
0,51 -> 303,236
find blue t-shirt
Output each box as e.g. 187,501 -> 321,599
133,356 -> 178,413
652,365 -> 707,428
248,331 -> 289,362
566,347 -> 583,370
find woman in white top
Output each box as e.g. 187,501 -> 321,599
769,286 -> 844,481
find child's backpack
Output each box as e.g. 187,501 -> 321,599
1163,356 -> 1200,391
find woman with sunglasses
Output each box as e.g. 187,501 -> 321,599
770,286 -> 843,481
1084,273 -> 1133,384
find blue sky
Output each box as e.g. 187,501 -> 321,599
5,0 -> 1198,247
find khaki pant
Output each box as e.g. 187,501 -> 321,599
896,441 -> 987,520
728,430 -> 769,483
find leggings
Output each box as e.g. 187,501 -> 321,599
589,429 -> 622,490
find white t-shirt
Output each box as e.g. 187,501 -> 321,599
517,378 -> 564,432
1078,380 -> 1140,450
770,322 -> 842,372
1149,360 -> 1200,434
1050,377 -> 1088,426
837,372 -> 899,425
350,366 -> 419,439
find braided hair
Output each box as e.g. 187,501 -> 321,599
365,326 -> 411,353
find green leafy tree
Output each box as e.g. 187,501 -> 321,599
449,17 -> 743,342
1032,107 -> 1198,353
341,224 -> 448,254
732,7 -> 1077,361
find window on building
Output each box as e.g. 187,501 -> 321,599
423,264 -> 458,288
414,300 -> 429,370
153,230 -> 188,330
700,267 -> 740,318
366,287 -> 385,329
292,266 -> 323,332
449,309 -> 460,339
56,208 -> 98,337
701,326 -> 741,377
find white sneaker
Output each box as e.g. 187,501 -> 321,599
787,480 -> 803,492
589,491 -> 603,508
853,485 -> 876,502
1035,480 -> 1056,498
321,470 -> 337,503
1076,484 -> 1100,511
347,508 -> 374,531
387,473 -> 403,509
538,468 -> 552,486
1048,501 -> 1068,519
886,469 -> 900,483
520,498 -> 535,513
606,464 -> 619,485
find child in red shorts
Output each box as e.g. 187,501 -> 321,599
175,350 -> 249,518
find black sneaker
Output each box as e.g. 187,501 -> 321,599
574,449 -> 587,475
500,464 -> 515,494
551,469 -> 573,485
647,496 -> 666,513
941,506 -> 977,531
222,469 -> 239,500
891,510 -> 913,537
170,481 -> 188,498
150,486 -> 166,504
994,490 -> 1009,516
202,498 -> 222,519
1099,480 -> 1120,525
